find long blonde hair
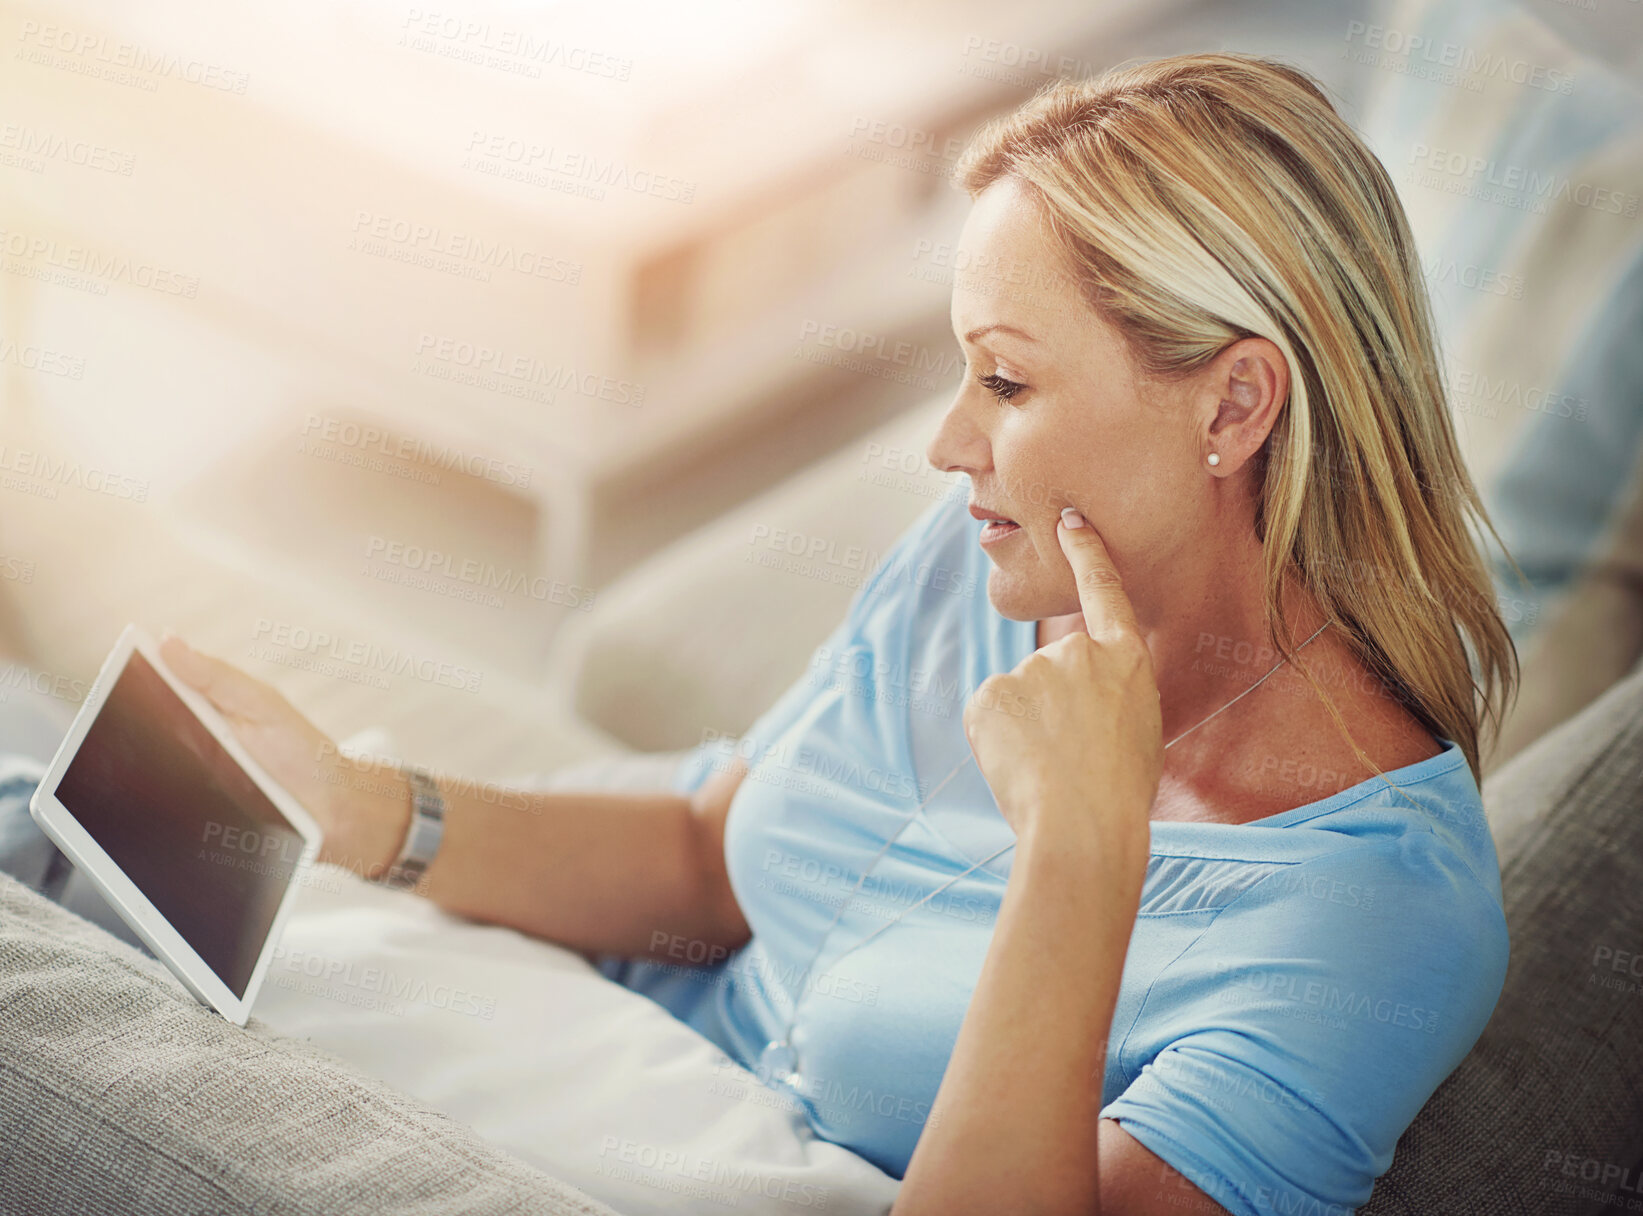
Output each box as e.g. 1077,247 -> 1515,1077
955,53 -> 1517,779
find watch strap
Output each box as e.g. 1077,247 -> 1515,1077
383,765 -> 444,890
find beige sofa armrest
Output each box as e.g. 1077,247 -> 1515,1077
544,396 -> 953,751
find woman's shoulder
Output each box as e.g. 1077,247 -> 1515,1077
1162,742 -> 1506,973
1110,808 -> 1511,1213
1142,821 -> 1511,1064
1300,740 -> 1504,907
1223,802 -> 1510,1003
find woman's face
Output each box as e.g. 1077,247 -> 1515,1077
926,176 -> 1214,627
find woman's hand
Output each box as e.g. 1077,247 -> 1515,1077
902,508 -> 1162,1214
158,633 -> 409,875
962,507 -> 1162,852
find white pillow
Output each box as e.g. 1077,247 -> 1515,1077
253,863 -> 900,1216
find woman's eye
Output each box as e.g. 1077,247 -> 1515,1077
978,372 -> 1026,402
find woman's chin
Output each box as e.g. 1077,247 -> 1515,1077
984,565 -> 1063,623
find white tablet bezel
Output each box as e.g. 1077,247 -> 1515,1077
28,623 -> 324,1026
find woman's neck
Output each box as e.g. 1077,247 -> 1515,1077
1035,534 -> 1440,822
1034,532 -> 1330,747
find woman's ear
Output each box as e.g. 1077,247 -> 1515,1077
1202,337 -> 1288,474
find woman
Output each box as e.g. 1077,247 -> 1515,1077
162,52 -> 1515,1216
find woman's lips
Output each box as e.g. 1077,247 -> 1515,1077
978,519 -> 1022,546
968,502 -> 1021,547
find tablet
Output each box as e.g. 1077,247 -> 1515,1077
28,624 -> 323,1025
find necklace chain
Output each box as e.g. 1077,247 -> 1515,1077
1162,619 -> 1330,748
757,619 -> 1331,1089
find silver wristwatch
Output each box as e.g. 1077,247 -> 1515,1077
381,766 -> 445,891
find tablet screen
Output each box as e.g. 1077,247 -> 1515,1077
55,649 -> 305,997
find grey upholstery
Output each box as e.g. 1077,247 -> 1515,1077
1361,661 -> 1643,1215
0,875 -> 621,1216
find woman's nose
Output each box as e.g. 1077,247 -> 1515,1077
926,395 -> 990,475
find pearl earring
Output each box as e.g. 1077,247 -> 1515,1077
1207,452 -> 1221,467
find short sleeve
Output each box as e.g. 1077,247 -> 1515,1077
602,494 -> 963,989
1101,835 -> 1509,1216
667,495 -> 962,799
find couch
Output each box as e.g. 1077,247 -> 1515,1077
4,651 -> 1642,1215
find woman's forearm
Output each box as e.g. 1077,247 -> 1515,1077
894,813 -> 1148,1215
335,757 -> 749,960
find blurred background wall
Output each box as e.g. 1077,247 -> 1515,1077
1,0 -> 1639,776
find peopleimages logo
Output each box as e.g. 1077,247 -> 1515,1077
0,338 -> 85,380
462,132 -> 697,203
0,228 -> 200,296
269,946 -> 497,1019
1343,20 -> 1575,94
1407,144 -> 1638,216
248,619 -> 482,693
697,727 -> 921,801
363,536 -> 596,610
415,333 -> 645,407
299,415 -> 532,488
398,11 -> 634,82
0,446 -> 149,502
796,319 -> 961,377
0,661 -> 86,705
349,211 -> 582,283
0,124 -> 134,174
595,1137 -> 831,1208
1218,963 -> 1440,1033
16,22 -> 252,93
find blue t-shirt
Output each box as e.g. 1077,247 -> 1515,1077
600,492 -> 1510,1216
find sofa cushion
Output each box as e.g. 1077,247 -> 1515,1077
0,872 -> 620,1216
546,394 -> 951,751
1356,0 -> 1643,773
1491,437 -> 1643,769
1360,659 -> 1643,1214
1359,0 -> 1643,632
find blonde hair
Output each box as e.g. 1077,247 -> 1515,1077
955,52 -> 1517,779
